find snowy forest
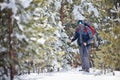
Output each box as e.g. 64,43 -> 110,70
0,0 -> 120,80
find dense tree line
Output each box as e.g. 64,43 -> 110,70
0,0 -> 120,80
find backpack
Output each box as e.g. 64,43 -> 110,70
84,27 -> 93,39
76,25 -> 94,39
77,20 -> 95,37
87,25 -> 94,37
84,21 -> 95,37
84,26 -> 95,37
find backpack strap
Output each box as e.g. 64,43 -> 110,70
88,26 -> 94,36
85,27 -> 93,38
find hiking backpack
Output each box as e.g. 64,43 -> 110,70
77,20 -> 95,37
84,22 -> 95,37
88,25 -> 94,37
85,25 -> 94,38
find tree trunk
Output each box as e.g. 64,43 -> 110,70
8,9 -> 14,80
59,0 -> 64,25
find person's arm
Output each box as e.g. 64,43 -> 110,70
71,31 -> 79,42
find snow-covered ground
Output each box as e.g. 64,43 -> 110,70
14,68 -> 120,80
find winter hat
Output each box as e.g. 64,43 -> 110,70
77,20 -> 83,25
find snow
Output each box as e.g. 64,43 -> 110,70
0,0 -> 17,14
67,0 -> 73,4
54,1 -> 61,10
0,0 -> 32,14
20,14 -> 31,23
14,15 -> 20,21
37,38 -> 45,44
72,1 -> 99,20
117,19 -> 120,23
55,40 -> 63,47
33,8 -> 42,16
0,3 -> 7,10
58,21 -> 63,29
8,0 -> 17,15
51,12 -> 57,25
0,47 -> 7,52
20,0 -> 32,8
34,17 -> 40,20
87,3 -> 99,17
0,0 -> 32,23
72,5 -> 85,20
110,9 -> 118,13
17,23 -> 24,31
114,35 -> 118,39
67,47 -> 74,52
54,30 -> 61,37
38,33 -> 44,37
113,18 -> 120,23
14,68 -> 120,80
48,0 -> 53,4
15,33 -> 28,41
93,23 -> 99,29
30,37 -> 37,41
25,12 -> 32,20
61,32 -> 68,38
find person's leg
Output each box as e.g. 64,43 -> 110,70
79,46 -> 85,70
83,57 -> 90,72
83,46 -> 90,72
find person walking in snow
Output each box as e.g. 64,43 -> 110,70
70,20 -> 93,72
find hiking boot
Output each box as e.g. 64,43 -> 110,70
79,68 -> 85,71
85,69 -> 89,72
79,69 -> 84,71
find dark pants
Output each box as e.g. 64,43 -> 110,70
79,45 -> 90,72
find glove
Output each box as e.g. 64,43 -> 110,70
84,23 -> 89,26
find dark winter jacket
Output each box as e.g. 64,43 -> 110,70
71,26 -> 93,46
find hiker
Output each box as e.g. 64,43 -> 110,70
70,20 -> 93,72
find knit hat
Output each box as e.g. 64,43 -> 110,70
77,20 -> 83,25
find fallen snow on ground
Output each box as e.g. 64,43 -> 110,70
14,68 -> 120,80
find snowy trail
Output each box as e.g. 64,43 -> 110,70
14,69 -> 120,80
